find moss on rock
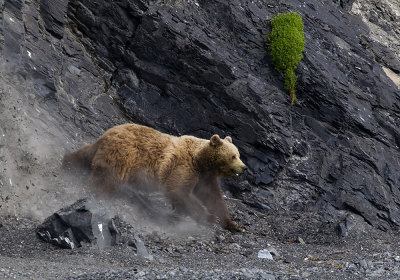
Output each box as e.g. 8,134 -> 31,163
266,12 -> 305,105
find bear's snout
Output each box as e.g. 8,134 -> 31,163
231,165 -> 247,177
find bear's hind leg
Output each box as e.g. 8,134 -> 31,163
163,173 -> 217,225
166,190 -> 217,225
87,159 -> 121,195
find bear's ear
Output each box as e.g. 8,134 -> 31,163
210,134 -> 222,147
224,136 -> 232,143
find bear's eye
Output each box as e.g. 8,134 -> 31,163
232,155 -> 236,160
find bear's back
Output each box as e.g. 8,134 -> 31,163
93,124 -> 174,179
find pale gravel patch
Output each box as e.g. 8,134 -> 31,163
351,0 -> 400,60
383,66 -> 400,88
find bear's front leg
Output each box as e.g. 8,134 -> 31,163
88,157 -> 122,196
193,176 -> 244,232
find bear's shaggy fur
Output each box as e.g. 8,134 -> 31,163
62,123 -> 247,231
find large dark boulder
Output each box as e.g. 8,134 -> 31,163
36,197 -> 120,249
1,0 -> 399,234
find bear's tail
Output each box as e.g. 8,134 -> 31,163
62,141 -> 99,172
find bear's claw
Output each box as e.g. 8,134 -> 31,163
223,220 -> 245,233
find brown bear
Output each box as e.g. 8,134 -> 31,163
62,123 -> 247,231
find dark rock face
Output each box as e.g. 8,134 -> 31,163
36,197 -> 120,249
1,0 -> 400,234
332,0 -> 356,10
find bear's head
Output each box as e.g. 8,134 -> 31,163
206,134 -> 247,177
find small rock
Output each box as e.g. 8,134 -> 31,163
322,24 -> 331,31
166,247 -> 174,253
241,250 -> 253,257
358,259 -> 368,269
229,243 -> 241,251
337,215 -> 356,237
128,231 -> 153,261
298,237 -> 306,244
188,236 -> 196,241
394,256 -> 400,262
266,247 -> 280,257
258,249 -> 273,260
127,240 -> 136,247
67,64 -> 81,75
216,235 -> 225,242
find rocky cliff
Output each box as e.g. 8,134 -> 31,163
1,0 -> 400,236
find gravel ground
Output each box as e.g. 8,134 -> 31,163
1,197 -> 400,280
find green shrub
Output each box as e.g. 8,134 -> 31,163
266,12 -> 305,105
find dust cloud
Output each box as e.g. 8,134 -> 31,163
0,69 -> 87,222
0,60 -> 216,244
97,183 -> 214,239
0,70 -> 210,239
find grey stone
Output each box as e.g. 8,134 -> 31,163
36,196 -> 120,249
298,237 -> 306,245
130,231 -> 153,261
266,247 -> 280,257
258,249 -> 273,260
358,259 -> 368,269
337,215 -> 356,237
